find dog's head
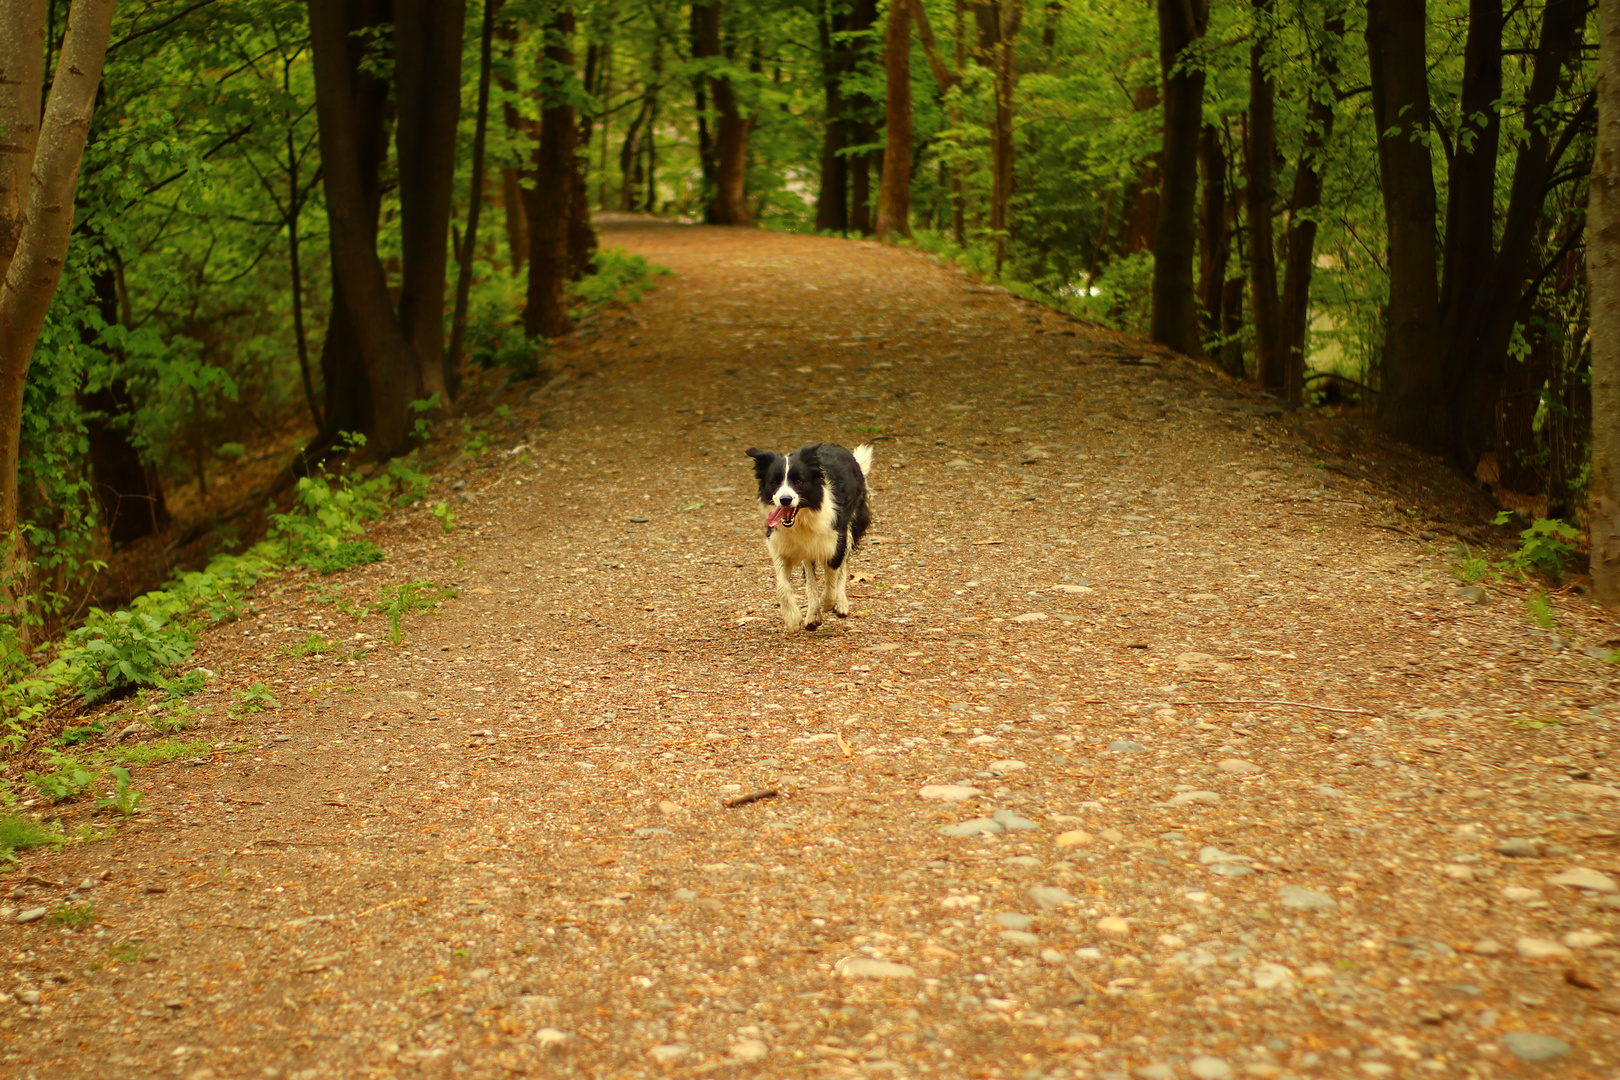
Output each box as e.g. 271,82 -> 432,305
745,445 -> 824,529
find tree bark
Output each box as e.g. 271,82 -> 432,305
0,0 -> 47,282
619,95 -> 648,212
1197,122 -> 1226,339
394,0 -> 467,404
1587,0 -> 1620,602
1445,0 -> 1583,471
498,18 -> 529,268
874,0 -> 913,238
1438,0 -> 1501,345
1246,0 -> 1281,393
1149,0 -> 1208,358
449,0 -> 498,401
569,36 -> 598,277
692,1 -> 719,213
1277,16 -> 1341,407
1366,0 -> 1445,453
1116,83 -> 1160,256
848,0 -> 879,235
989,0 -> 1023,270
814,0 -> 849,232
524,4 -> 578,339
704,5 -> 753,227
0,0 -> 114,578
309,0 -> 423,455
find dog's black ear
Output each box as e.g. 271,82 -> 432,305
745,448 -> 774,478
796,444 -> 822,471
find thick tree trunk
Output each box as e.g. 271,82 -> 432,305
1149,0 -> 1208,358
310,0 -> 423,455
692,2 -> 719,215
393,0 -> 467,404
1246,0 -> 1281,393
814,1 -> 849,233
1366,0 -> 1445,453
696,0 -> 753,230
448,0 -> 498,399
874,0 -> 913,238
0,0 -> 114,581
1588,0 -> 1620,602
498,19 -> 529,268
524,5 -> 578,338
0,0 -> 46,281
1446,0 -> 1583,471
1438,0 -> 1502,342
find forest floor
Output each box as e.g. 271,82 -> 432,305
4,222 -> 1620,1080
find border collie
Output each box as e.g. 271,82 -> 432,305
744,442 -> 874,631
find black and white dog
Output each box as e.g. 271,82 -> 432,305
744,443 -> 873,631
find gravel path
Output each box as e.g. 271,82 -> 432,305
3,222 -> 1619,1080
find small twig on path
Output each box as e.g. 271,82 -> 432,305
723,788 -> 779,809
1166,699 -> 1379,716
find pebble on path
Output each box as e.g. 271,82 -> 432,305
919,784 -> 984,802
1278,885 -> 1337,911
1188,1055 -> 1233,1079
1548,867 -> 1618,894
835,957 -> 916,979
1096,916 -> 1132,936
1515,937 -> 1574,961
940,818 -> 1003,837
1501,1032 -> 1571,1062
1056,829 -> 1093,847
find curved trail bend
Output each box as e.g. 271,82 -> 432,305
4,223 -> 1618,1079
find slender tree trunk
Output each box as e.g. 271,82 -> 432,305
692,2 -> 720,220
814,0 -> 849,233
1366,0 -> 1445,453
874,0 -> 913,238
1277,16 -> 1342,408
498,17 -> 528,268
952,0 -> 967,244
524,4 -> 578,338
1116,83 -> 1160,255
449,0 -> 498,400
393,0 -> 467,404
1246,0 -> 1281,392
1586,0 -> 1620,601
645,41 -> 661,212
848,0 -> 879,235
286,123 -> 321,430
0,0 -> 114,590
703,6 -> 753,228
309,0 -> 423,455
1439,0 -> 1502,340
619,95 -> 648,212
569,37 -> 598,276
1149,0 -> 1208,358
1197,122 -> 1226,339
989,0 -> 1023,270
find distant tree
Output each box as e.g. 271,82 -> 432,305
1149,0 -> 1208,358
1590,0 -> 1620,603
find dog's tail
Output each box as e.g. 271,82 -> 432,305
852,443 -> 875,477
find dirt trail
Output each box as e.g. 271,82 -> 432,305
4,223 -> 1619,1080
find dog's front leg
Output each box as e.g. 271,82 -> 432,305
803,563 -> 825,631
772,554 -> 803,631
829,557 -> 851,618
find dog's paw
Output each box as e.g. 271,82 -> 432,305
803,614 -> 822,631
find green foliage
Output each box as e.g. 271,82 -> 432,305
379,581 -> 458,645
1451,544 -> 1492,584
95,767 -> 143,816
1525,592 -> 1559,629
69,609 -> 195,703
467,317 -> 549,381
146,702 -> 196,734
160,668 -> 210,697
105,739 -> 210,767
230,683 -> 276,717
280,632 -> 333,657
0,814 -> 64,863
1494,515 -> 1582,580
432,501 -> 458,535
568,247 -> 672,306
266,469 -> 390,575
24,755 -> 96,803
57,721 -> 106,748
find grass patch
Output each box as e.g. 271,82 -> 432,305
1450,544 -> 1491,584
229,683 -> 276,718
106,941 -> 146,964
379,581 -> 457,645
50,902 -> 97,927
103,739 -> 210,767
1525,592 -> 1558,629
279,632 -> 334,657
0,813 -> 64,861
1511,716 -> 1564,731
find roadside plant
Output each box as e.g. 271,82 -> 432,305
380,581 -> 458,644
230,683 -> 277,717
432,502 -> 457,534
95,767 -> 143,816
24,754 -> 95,803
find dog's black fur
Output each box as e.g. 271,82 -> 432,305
745,443 -> 871,566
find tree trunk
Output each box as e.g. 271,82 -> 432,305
569,36 -> 598,277
1445,0 -> 1583,471
988,0 -> 1023,271
1246,0 -> 1281,393
524,5 -> 578,339
81,265 -> 168,548
814,0 -> 849,233
449,0 -> 499,401
848,0 -> 879,235
1197,122 -> 1226,339
393,0 -> 467,404
0,0 -> 114,586
0,0 -> 46,282
619,95 -> 649,212
691,2 -> 721,220
1276,16 -> 1342,407
874,0 -> 913,238
700,1 -> 753,228
1366,0 -> 1445,453
1116,82 -> 1160,256
645,41 -> 661,211
1149,0 -> 1208,358
1438,0 -> 1502,347
1496,301 -> 1550,492
1588,0 -> 1620,602
309,0 -> 424,455
498,18 -> 529,267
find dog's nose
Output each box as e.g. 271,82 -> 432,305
777,495 -> 793,506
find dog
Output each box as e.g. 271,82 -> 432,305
744,442 -> 873,631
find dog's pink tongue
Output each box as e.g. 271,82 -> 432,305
766,506 -> 787,528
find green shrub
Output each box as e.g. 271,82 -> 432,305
265,471 -> 391,575
230,683 -> 276,717
105,738 -> 209,767
24,754 -> 95,803
1505,517 -> 1581,580
57,720 -> 105,747
95,767 -> 142,816
568,246 -> 672,307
